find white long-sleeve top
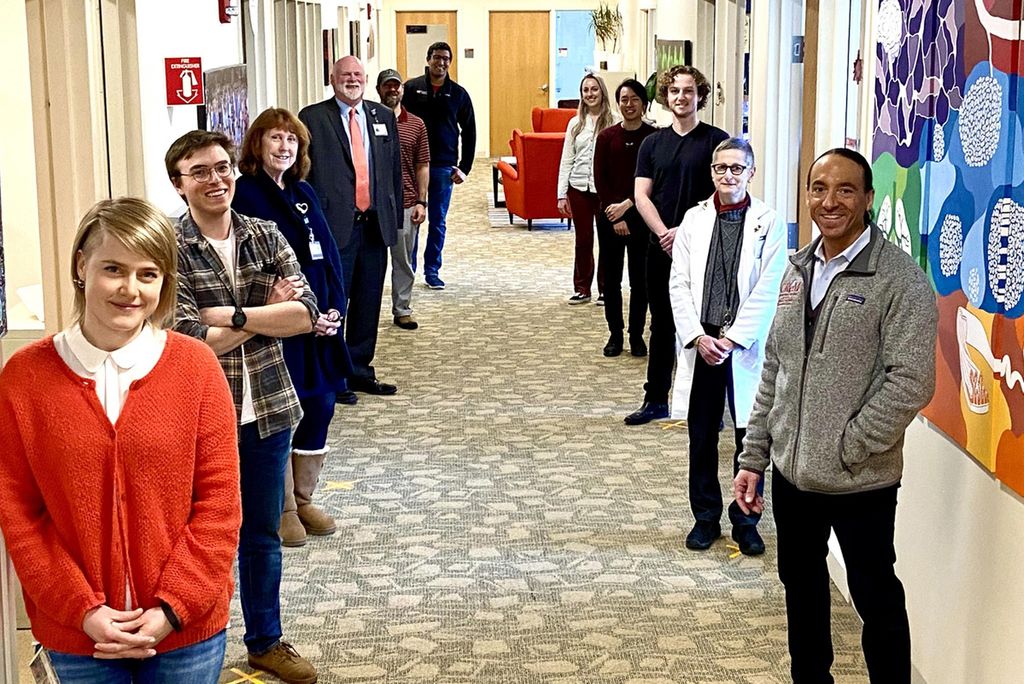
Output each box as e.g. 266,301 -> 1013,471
557,114 -> 605,197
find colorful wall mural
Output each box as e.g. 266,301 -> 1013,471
872,0 -> 1024,494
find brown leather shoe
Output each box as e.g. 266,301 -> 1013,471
279,510 -> 306,547
248,641 -> 317,684
394,314 -> 419,330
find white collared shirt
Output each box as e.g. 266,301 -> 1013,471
810,227 -> 871,308
54,322 -> 167,425
54,321 -> 167,609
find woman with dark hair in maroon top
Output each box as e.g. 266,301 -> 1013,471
593,79 -> 657,357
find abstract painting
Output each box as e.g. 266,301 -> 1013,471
872,0 -> 1024,494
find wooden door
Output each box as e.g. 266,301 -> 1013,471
395,11 -> 457,83
489,11 -> 550,156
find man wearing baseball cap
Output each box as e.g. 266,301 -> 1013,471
377,68 -> 430,330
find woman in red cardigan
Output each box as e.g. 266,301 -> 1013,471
0,197 -> 241,682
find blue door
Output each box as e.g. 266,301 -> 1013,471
554,10 -> 595,106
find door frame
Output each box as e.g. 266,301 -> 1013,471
395,11 -> 457,83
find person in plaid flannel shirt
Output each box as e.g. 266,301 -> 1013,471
166,130 -> 323,684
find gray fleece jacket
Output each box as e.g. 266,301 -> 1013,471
738,226 -> 937,494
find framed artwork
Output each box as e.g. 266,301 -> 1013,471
204,65 -> 250,153
349,21 -> 362,60
323,28 -> 337,85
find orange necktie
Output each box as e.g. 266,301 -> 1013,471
349,107 -> 371,212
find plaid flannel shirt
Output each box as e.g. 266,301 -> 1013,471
174,210 -> 319,438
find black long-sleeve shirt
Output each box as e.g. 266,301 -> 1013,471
402,71 -> 477,175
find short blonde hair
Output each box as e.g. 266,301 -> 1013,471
71,197 -> 179,327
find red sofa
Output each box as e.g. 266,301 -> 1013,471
496,128 -> 571,231
531,106 -> 576,133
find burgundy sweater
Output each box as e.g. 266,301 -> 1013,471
593,122 -> 658,210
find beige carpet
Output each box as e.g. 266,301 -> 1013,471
210,168 -> 871,683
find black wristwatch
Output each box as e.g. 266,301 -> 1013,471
415,199 -> 427,207
231,307 -> 247,329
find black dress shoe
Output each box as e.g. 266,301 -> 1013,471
731,525 -> 766,556
629,336 -> 648,357
623,402 -> 669,425
685,520 -> 722,550
351,378 -> 398,395
603,335 -> 623,357
335,390 -> 358,405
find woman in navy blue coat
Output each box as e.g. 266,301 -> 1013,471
233,107 -> 353,547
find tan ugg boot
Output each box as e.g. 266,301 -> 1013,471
294,451 -> 336,536
279,455 -> 306,547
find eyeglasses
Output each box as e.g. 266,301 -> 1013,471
711,163 -> 748,176
178,161 -> 234,183
807,186 -> 860,200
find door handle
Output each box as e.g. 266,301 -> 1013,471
716,82 -> 724,106
540,83 -> 549,92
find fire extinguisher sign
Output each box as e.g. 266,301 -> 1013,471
165,58 -> 204,106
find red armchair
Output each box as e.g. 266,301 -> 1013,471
496,128 -> 571,231
531,106 -> 576,133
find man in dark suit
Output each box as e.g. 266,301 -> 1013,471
300,56 -> 403,395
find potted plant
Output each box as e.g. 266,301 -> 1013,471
590,3 -> 624,70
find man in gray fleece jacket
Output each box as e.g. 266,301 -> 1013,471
733,148 -> 937,684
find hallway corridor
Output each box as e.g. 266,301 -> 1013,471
216,171 -> 869,682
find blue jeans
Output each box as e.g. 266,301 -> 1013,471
416,166 -> 455,278
48,630 -> 226,683
238,424 -> 291,654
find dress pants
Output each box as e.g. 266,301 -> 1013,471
338,212 -> 388,382
773,469 -> 910,684
566,187 -> 605,297
686,323 -> 762,528
596,211 -> 648,337
643,238 -> 675,403
390,206 -> 417,317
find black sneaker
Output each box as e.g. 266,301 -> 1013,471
568,293 -> 591,305
685,520 -> 722,550
731,525 -> 766,556
595,294 -> 605,306
425,275 -> 446,290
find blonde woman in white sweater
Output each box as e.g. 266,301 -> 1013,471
558,73 -> 617,305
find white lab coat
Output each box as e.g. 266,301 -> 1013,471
668,195 -> 788,426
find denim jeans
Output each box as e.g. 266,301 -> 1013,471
416,166 -> 455,278
48,630 -> 226,683
238,424 -> 291,654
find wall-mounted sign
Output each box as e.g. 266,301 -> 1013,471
165,57 -> 204,106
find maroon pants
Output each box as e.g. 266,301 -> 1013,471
567,187 -> 606,296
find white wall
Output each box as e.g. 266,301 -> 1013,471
0,2 -> 43,329
895,419 -> 1024,683
136,0 -> 245,214
378,1 -> 601,157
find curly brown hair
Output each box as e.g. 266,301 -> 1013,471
656,65 -> 711,111
238,108 -> 312,182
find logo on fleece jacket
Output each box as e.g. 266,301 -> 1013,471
778,277 -> 803,306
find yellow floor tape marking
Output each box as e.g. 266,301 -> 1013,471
726,543 -> 742,560
225,667 -> 267,683
323,480 -> 358,491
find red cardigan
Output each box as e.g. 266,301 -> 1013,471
0,332 -> 241,655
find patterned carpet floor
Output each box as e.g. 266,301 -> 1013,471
210,169 -> 869,683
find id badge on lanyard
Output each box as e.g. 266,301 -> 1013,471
296,202 -> 324,260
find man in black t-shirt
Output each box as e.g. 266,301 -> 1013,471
625,65 -> 729,426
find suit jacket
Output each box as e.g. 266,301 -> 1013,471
299,97 -> 402,249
